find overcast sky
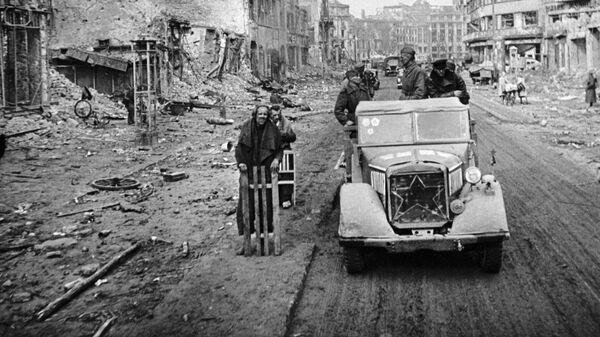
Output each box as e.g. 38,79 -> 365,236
338,0 -> 455,18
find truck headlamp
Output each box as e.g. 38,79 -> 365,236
450,199 -> 465,214
465,167 -> 482,184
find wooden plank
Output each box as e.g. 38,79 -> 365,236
253,166 -> 261,256
271,170 -> 281,255
260,166 -> 269,256
240,167 -> 251,257
36,243 -> 141,320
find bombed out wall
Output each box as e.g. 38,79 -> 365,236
49,0 -> 245,49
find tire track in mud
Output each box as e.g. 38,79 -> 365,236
472,110 -> 600,336
286,78 -> 600,337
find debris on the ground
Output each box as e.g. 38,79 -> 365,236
14,202 -> 33,215
56,202 -> 120,218
98,230 -> 112,239
45,251 -> 63,258
119,201 -> 144,213
150,236 -> 173,245
92,316 -> 117,337
206,117 -> 235,125
94,278 -> 108,287
211,161 -> 236,169
78,263 -> 101,277
182,241 -> 189,257
11,291 -> 32,303
221,141 -> 233,152
36,243 -> 141,320
34,237 -> 78,251
91,177 -> 141,191
64,278 -> 84,291
162,171 -> 189,182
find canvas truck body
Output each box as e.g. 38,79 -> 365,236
338,97 -> 509,273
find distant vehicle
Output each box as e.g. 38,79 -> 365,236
468,62 -> 496,85
384,56 -> 401,77
339,98 -> 509,274
370,56 -> 385,71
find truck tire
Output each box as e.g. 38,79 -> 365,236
480,241 -> 502,273
343,247 -> 365,274
344,141 -> 353,182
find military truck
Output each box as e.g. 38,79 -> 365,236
383,56 -> 401,77
339,97 -> 509,273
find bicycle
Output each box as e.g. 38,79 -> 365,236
74,86 -> 110,127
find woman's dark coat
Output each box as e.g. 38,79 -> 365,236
235,115 -> 282,235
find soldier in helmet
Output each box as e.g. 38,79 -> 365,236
398,46 -> 428,100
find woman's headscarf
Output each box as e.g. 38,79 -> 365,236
239,104 -> 280,164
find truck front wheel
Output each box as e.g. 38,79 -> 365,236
343,247 -> 365,274
480,241 -> 502,273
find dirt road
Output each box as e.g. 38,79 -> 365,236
286,77 -> 600,337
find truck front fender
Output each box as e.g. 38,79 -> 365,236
452,180 -> 509,236
338,183 -> 395,239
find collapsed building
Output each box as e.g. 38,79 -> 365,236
1,0 -> 331,121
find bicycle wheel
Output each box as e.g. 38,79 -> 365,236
74,99 -> 93,118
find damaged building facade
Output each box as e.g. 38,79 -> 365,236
348,0 -> 467,63
0,0 -> 316,119
0,0 -> 51,118
459,0 -> 600,73
48,0 -> 312,87
543,1 -> 600,73
247,0 -> 310,81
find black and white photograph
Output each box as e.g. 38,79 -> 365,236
1,0 -> 600,336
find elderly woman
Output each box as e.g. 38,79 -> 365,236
586,70 -> 597,111
235,104 -> 283,254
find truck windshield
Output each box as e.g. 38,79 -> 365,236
415,110 -> 469,141
387,59 -> 399,66
358,114 -> 412,144
357,109 -> 469,145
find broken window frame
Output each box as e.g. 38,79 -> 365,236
565,13 -> 579,20
501,13 -> 514,28
523,11 -> 537,26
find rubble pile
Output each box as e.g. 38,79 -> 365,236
166,76 -> 218,104
0,115 -> 58,149
48,69 -> 126,121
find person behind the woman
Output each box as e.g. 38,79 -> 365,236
235,104 -> 283,255
585,69 -> 597,112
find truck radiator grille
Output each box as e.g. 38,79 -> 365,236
389,172 -> 447,223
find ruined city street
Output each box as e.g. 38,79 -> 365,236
2,73 -> 600,337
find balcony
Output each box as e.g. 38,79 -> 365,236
463,25 -> 543,43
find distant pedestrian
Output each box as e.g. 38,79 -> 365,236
122,86 -> 135,125
585,70 -> 597,111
